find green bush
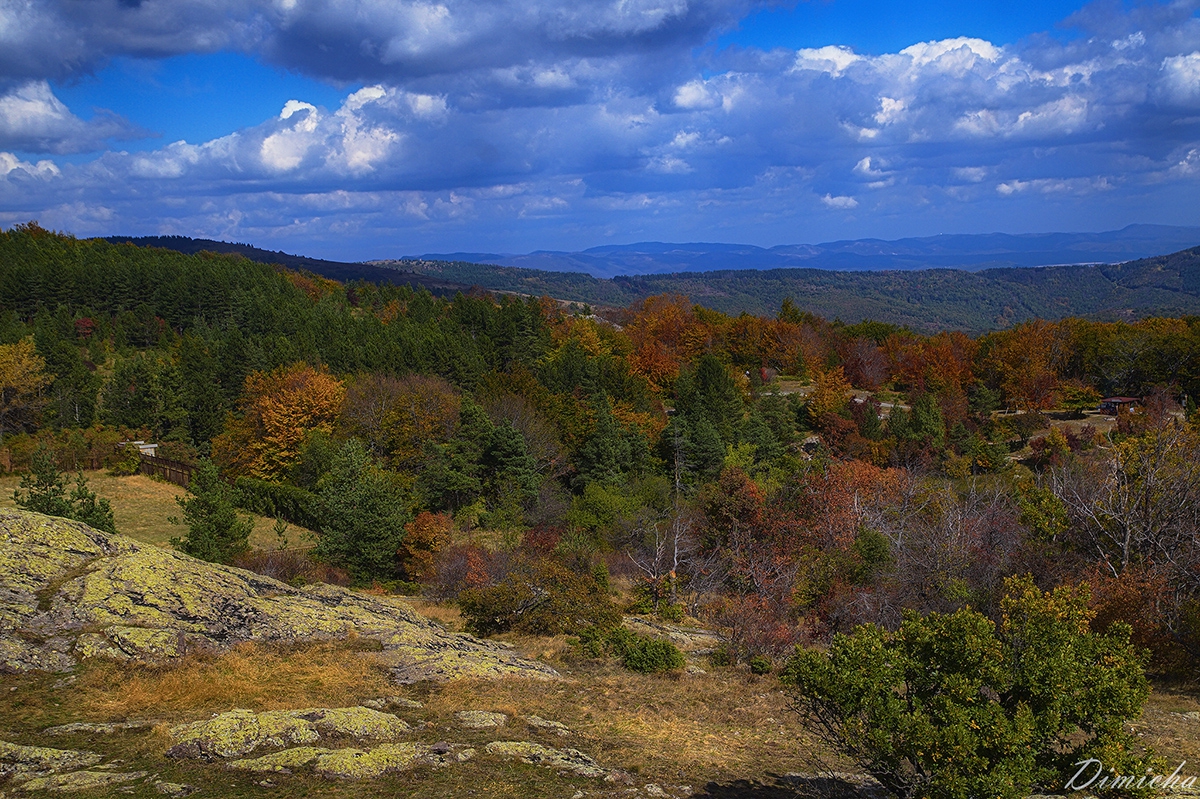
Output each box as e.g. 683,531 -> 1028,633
620,636 -> 685,674
748,654 -> 773,675
782,575 -> 1154,799
459,558 -> 620,637
169,460 -> 252,564
572,624 -> 685,674
234,476 -> 320,530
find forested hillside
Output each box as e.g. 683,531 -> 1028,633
3,222 -> 1200,763
111,232 -> 1200,334
390,247 -> 1200,333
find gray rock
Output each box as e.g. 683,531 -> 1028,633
525,716 -> 571,736
484,741 -> 609,779
153,782 -> 198,797
0,509 -> 558,684
0,740 -> 102,784
455,710 -> 507,729
14,770 -> 148,793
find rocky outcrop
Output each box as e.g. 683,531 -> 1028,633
483,741 -> 613,779
0,509 -> 558,682
167,707 -> 411,760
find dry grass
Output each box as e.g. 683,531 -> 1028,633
0,470 -> 314,551
70,639 -> 396,722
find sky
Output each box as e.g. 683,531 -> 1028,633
1,0 -> 1199,260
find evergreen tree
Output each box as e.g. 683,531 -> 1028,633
676,354 -> 744,443
575,394 -> 631,486
14,448 -> 117,534
169,460 -> 252,563
740,409 -> 782,463
313,439 -> 411,582
13,448 -> 71,518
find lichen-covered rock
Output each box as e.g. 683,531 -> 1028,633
227,746 -> 331,772
525,716 -> 571,736
313,743 -> 426,779
455,710 -> 507,729
0,740 -> 102,783
0,509 -> 558,683
153,782 -> 197,797
14,770 -> 148,793
484,741 -> 609,778
168,709 -> 319,759
168,706 -> 409,760
42,721 -> 152,736
361,697 -> 423,710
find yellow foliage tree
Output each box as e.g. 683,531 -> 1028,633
0,338 -> 52,442
213,363 -> 346,479
806,366 -> 853,419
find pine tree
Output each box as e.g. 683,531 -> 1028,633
14,448 -> 117,534
169,460 -> 252,564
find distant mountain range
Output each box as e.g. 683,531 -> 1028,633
407,224 -> 1200,278
106,229 -> 1200,335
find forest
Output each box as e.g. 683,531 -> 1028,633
3,222 -> 1200,791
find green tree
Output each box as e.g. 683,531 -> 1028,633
313,439 -> 411,582
14,448 -> 117,534
169,460 -> 252,563
782,576 -> 1152,799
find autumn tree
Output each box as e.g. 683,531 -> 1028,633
0,338 -> 51,442
213,363 -> 346,480
341,373 -> 461,469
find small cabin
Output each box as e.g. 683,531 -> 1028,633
1099,397 -> 1140,414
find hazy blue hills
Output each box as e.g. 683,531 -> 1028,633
410,224 -> 1200,278
102,232 -> 1200,335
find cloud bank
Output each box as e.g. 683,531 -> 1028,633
0,0 -> 1198,256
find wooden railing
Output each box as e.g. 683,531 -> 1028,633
138,453 -> 195,488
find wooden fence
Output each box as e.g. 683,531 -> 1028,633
138,453 -> 195,488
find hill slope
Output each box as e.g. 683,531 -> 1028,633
410,224 -> 1200,277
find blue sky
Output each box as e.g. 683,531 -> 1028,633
1,0 -> 1198,260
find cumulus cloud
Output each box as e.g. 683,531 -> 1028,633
821,194 -> 858,209
0,0 -> 765,87
0,81 -> 143,153
3,0 -> 1200,255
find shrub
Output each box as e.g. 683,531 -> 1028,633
782,576 -> 1153,799
620,636 -> 685,673
458,557 -> 620,637
574,625 -> 686,674
747,654 -> 773,675
234,477 -> 320,530
14,447 -> 117,534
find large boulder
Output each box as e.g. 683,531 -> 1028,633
0,509 -> 557,682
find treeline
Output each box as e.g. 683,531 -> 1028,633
2,222 -> 1199,682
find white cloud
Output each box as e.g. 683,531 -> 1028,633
0,81 -> 142,154
792,46 -> 862,77
821,193 -> 858,209
1160,52 -> 1200,105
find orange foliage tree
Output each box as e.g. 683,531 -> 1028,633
342,373 -> 461,470
213,363 -> 346,479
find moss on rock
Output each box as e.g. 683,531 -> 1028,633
227,746 -> 331,772
484,741 -> 609,779
312,743 -> 426,779
0,740 -> 102,783
168,706 -> 410,760
0,509 -> 558,682
14,769 -> 148,792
